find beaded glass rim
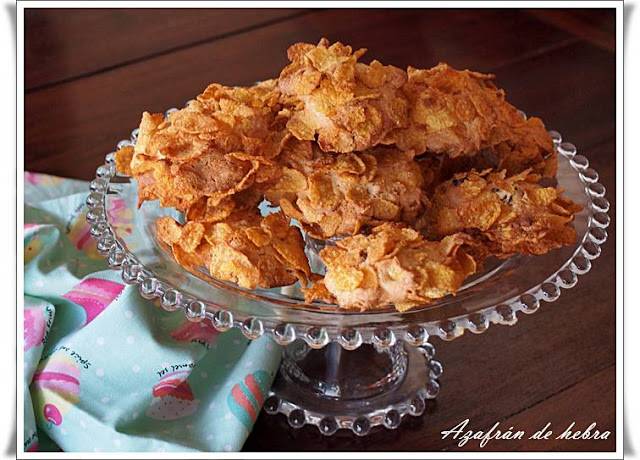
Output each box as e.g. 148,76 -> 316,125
86,119 -> 610,351
265,342 -> 442,436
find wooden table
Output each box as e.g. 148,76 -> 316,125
24,8 -> 616,452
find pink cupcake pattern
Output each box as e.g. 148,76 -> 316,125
146,370 -> 200,421
24,431 -> 39,452
67,198 -> 133,259
67,208 -> 101,260
107,197 -> 133,237
62,278 -> 124,326
26,441 -> 39,452
24,308 -> 46,352
171,321 -> 220,348
31,354 -> 81,427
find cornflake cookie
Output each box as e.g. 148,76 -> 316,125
266,140 -> 427,239
395,64 -> 528,157
425,169 -> 582,259
279,38 -> 409,153
305,224 -> 477,311
113,37 -> 581,312
156,212 -> 310,290
126,80 -> 286,214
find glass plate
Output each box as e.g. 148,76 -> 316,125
86,126 -> 610,351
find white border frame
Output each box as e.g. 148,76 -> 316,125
13,1 -> 624,459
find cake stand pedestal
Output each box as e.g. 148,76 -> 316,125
265,340 -> 441,436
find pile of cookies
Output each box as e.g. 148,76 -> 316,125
115,38 -> 580,311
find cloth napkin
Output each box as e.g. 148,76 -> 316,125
23,172 -> 281,453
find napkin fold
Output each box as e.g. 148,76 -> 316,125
23,172 -> 281,453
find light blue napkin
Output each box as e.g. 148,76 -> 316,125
23,172 -> 281,453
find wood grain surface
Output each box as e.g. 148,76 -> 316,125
24,8 -> 617,452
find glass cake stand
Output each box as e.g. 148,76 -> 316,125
86,115 -> 610,437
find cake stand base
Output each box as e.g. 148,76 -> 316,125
263,340 -> 442,436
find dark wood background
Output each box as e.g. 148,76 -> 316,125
24,8 -> 616,452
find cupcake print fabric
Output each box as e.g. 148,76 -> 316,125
23,172 -> 281,453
